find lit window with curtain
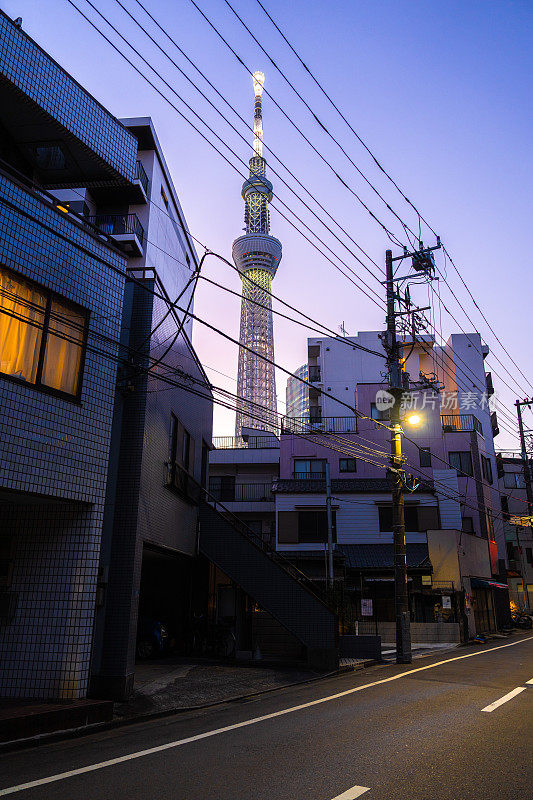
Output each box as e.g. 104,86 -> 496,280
0,266 -> 87,398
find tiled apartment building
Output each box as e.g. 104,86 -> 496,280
0,11 -> 136,698
0,15 -> 213,700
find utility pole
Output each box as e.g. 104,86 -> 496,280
326,460 -> 334,589
515,399 -> 533,609
385,249 -> 411,664
382,240 -> 440,663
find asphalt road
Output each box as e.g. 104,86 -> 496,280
1,634 -> 532,800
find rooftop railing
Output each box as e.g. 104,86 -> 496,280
441,414 -> 483,435
212,435 -> 279,450
281,416 -> 358,435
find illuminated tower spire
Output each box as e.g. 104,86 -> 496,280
233,71 -> 282,439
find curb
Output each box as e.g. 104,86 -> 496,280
0,663 -> 371,753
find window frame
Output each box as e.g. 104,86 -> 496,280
449,451 -> 473,477
370,402 -> 390,422
339,457 -> 356,473
0,265 -> 89,402
419,447 -> 432,468
481,455 -> 493,484
293,458 -> 326,478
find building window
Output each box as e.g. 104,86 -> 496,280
160,185 -> 169,208
297,508 -> 336,543
293,459 -> 326,478
500,496 -> 510,521
419,447 -> 432,468
371,402 -> 390,421
449,451 -> 473,477
378,504 -> 439,532
462,516 -> 474,533
339,458 -> 356,473
503,472 -> 526,489
209,475 -> 235,502
201,440 -> 209,488
170,414 -> 194,473
0,266 -> 87,398
486,510 -> 495,540
481,455 -> 493,484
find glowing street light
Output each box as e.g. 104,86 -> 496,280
406,413 -> 421,426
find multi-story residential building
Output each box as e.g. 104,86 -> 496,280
276,331 -> 509,640
209,427 -> 280,548
83,118 -> 213,700
286,364 -> 309,422
497,454 -> 533,611
0,17 -> 214,702
0,13 -> 137,699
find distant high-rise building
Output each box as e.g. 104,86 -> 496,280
233,71 -> 282,439
286,364 -> 309,421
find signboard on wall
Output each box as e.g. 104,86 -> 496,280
361,598 -> 373,616
442,595 -> 452,610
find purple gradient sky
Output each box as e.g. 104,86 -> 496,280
5,0 -> 532,446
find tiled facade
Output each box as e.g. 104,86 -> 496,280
0,12 -> 137,185
0,14 -> 132,699
0,177 -> 128,698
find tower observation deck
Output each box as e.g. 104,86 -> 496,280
233,71 -> 282,438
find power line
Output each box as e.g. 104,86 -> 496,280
62,2 -> 528,420
68,0 -> 386,312
253,0 -> 533,396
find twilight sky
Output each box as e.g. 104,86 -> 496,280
5,0 -> 532,447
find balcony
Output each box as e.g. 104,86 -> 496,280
87,212 -> 144,255
292,472 -> 326,480
208,482 -> 274,502
167,461 -> 202,505
281,416 -> 358,435
131,160 -> 149,203
308,365 -> 321,382
441,414 -> 483,435
491,411 -> 499,437
486,372 -> 494,396
212,436 -> 279,450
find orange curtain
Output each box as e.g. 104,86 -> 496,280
42,301 -> 85,395
0,268 -> 46,383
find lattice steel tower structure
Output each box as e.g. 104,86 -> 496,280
233,71 -> 282,438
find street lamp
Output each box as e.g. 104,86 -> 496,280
406,413 -> 421,427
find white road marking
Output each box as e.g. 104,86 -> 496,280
1,635 -> 532,797
481,686 -> 526,712
330,786 -> 370,799
526,678 -> 533,685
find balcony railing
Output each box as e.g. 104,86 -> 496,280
87,213 -> 144,247
308,365 -> 321,382
281,416 -> 358,434
212,436 -> 279,450
167,461 -> 203,505
441,414 -> 483,435
208,482 -> 275,502
134,160 -> 149,196
293,472 -> 326,480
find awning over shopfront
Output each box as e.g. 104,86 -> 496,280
337,543 -> 431,570
470,577 -> 509,590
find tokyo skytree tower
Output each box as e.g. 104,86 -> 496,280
233,71 -> 282,438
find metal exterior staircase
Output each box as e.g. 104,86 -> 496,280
198,500 -> 338,669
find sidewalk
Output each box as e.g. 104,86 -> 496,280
114,657 -> 328,720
